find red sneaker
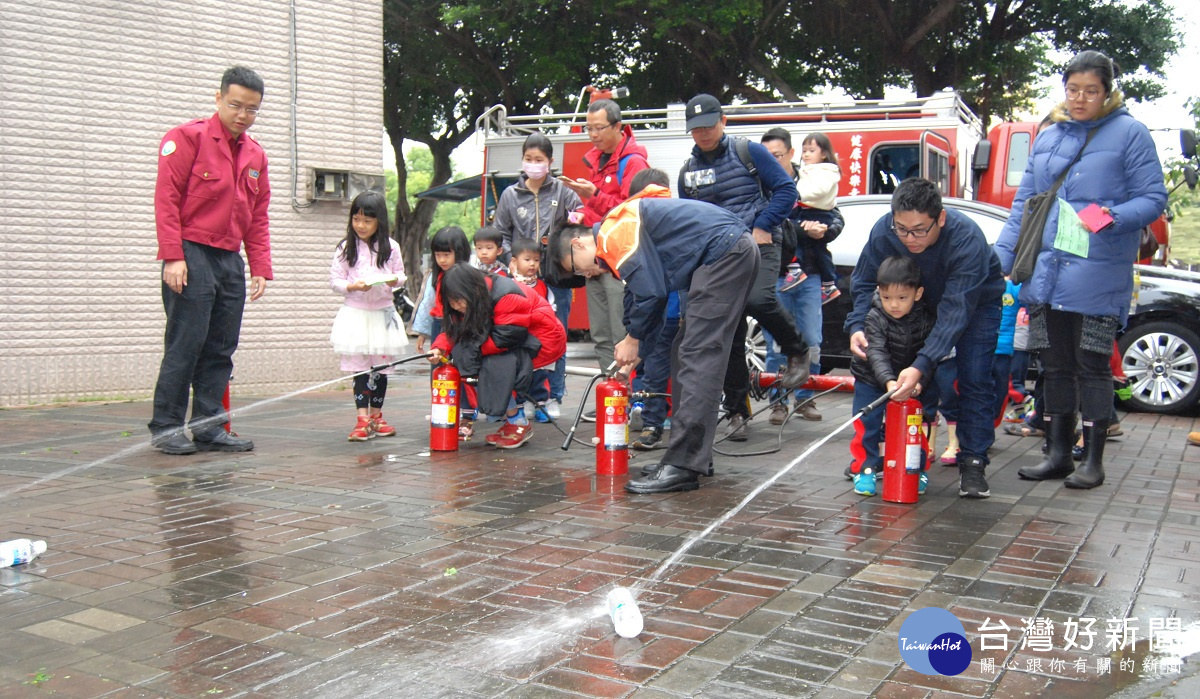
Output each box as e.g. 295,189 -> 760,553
370,413 -> 396,437
348,416 -> 374,442
491,422 -> 533,449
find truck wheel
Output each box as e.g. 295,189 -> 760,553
745,316 -> 767,372
1118,320 -> 1200,414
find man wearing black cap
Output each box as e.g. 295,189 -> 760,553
678,93 -> 813,442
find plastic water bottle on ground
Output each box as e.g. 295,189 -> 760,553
0,539 -> 47,567
606,586 -> 643,638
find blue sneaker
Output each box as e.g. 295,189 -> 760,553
533,406 -> 551,423
918,472 -> 929,495
853,469 -> 878,496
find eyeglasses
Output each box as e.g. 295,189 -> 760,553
892,220 -> 938,239
1065,87 -> 1104,103
584,123 -> 616,136
223,101 -> 261,116
568,242 -> 579,276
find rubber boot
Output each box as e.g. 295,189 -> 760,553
1065,420 -> 1107,489
1018,413 -> 1076,480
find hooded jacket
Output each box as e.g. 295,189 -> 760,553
493,175 -> 582,250
993,92 -> 1167,324
432,274 -> 566,374
580,125 -> 650,226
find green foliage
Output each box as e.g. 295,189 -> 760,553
384,148 -> 478,245
382,0 -> 1184,284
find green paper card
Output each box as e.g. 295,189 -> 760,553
1052,198 -> 1090,258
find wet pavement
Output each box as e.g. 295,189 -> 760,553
2,362 -> 1199,698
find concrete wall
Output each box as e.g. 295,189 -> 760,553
0,0 -> 385,406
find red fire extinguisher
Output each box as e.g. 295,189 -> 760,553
594,376 -> 629,475
430,362 -> 461,451
881,398 -> 926,503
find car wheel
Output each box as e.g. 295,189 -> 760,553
1118,320 -> 1200,414
745,316 -> 767,373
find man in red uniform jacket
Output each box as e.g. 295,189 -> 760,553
148,66 -> 273,455
560,99 -> 650,378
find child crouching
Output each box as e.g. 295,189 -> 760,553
848,256 -> 938,496
428,264 -> 565,448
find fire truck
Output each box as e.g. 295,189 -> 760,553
420,89 -> 1170,329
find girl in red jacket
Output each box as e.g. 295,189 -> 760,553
429,264 -> 566,449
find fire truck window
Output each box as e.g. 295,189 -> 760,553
1006,133 -> 1031,187
870,146 -> 917,194
925,149 -> 949,194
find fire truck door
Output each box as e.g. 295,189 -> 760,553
920,131 -> 953,195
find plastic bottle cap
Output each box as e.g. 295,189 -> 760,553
33,541 -> 47,556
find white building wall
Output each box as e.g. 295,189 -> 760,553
0,0 -> 385,406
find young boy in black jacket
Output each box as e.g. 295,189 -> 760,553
848,256 -> 938,496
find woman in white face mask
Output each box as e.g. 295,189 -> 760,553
491,132 -> 584,420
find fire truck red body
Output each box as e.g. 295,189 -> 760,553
437,91 -> 1168,329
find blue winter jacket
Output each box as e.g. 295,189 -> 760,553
993,94 -> 1166,324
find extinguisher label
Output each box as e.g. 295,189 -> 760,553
432,380 -> 456,391
906,414 -> 923,427
431,404 -> 456,428
604,423 -> 628,450
905,443 -> 923,472
603,397 -> 626,407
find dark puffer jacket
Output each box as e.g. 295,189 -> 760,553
850,292 -> 937,389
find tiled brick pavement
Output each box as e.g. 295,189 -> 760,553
2,365 -> 1199,697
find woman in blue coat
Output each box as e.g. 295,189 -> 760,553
994,50 -> 1166,489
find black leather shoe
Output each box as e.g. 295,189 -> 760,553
641,460 -> 713,477
778,348 -> 813,389
151,431 -> 197,455
725,415 -> 749,442
193,431 -> 254,452
625,464 -> 700,494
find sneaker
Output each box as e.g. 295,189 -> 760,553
349,416 -> 374,441
844,464 -> 857,481
492,422 -> 533,449
918,472 -> 929,495
524,401 -> 537,422
533,406 -> 551,423
630,401 -> 647,432
939,446 -> 958,465
546,399 -> 562,419
795,401 -> 822,421
1003,395 -> 1033,423
853,469 -> 878,496
958,456 -> 990,499
769,404 -> 788,426
580,409 -> 596,423
459,421 -> 474,441
369,413 -> 396,437
632,426 -> 664,450
821,283 -> 841,305
779,267 -> 808,293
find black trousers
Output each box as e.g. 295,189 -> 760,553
723,242 -> 807,416
663,235 -> 758,474
1041,310 -> 1113,421
149,241 -> 246,437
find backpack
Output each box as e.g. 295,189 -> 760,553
679,137 -> 798,274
